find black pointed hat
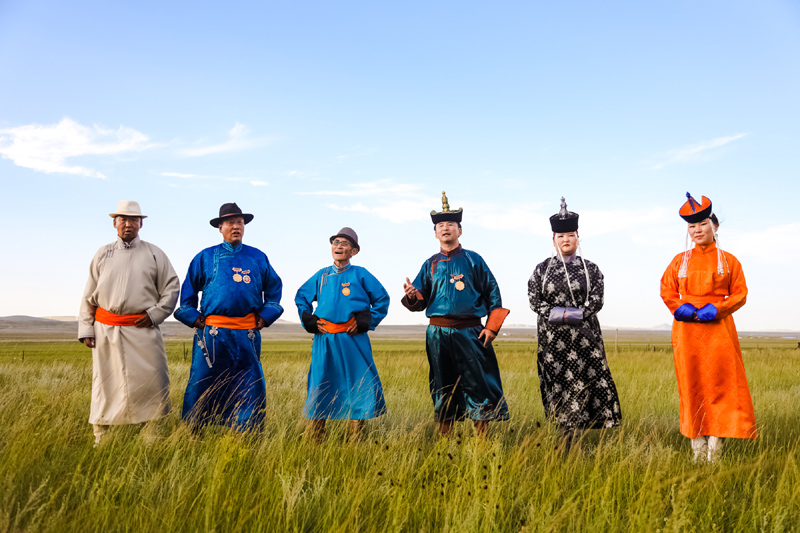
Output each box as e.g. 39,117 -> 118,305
549,197 -> 579,233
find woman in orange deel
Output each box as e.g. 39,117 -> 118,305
660,193 -> 756,462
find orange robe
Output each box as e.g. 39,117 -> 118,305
660,242 -> 756,439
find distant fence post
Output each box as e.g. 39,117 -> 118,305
615,329 -> 618,355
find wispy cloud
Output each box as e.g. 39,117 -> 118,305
304,179 -> 433,222
651,133 -> 748,170
180,123 -> 270,157
310,180 -> 676,239
161,171 -> 259,183
250,180 -> 268,186
298,179 -> 424,197
728,222 -> 800,265
161,171 -> 197,178
0,117 -> 153,178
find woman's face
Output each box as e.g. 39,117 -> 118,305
554,232 -> 578,256
688,218 -> 717,247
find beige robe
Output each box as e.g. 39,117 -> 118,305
78,236 -> 180,425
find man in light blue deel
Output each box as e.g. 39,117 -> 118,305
295,227 -> 390,441
174,203 -> 283,430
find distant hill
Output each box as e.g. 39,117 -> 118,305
0,315 -> 64,324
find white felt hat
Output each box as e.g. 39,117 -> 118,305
109,200 -> 147,218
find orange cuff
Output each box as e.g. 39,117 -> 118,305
485,308 -> 510,333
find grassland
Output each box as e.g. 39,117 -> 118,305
1,337 -> 800,532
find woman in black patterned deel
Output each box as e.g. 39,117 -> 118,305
527,198 -> 622,446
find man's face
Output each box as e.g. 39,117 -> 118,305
434,221 -> 462,245
331,238 -> 358,263
114,216 -> 142,242
219,216 -> 245,245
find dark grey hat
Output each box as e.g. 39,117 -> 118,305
329,227 -> 360,250
210,202 -> 254,228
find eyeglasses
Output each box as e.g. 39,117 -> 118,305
331,240 -> 352,247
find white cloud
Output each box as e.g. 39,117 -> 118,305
727,223 -> 800,265
308,180 -> 674,237
180,123 -> 270,157
161,171 -> 258,182
0,117 -> 153,178
651,133 -> 748,170
161,171 -> 197,178
250,180 -> 268,186
326,199 -> 433,223
298,179 -> 425,197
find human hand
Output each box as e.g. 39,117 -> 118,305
346,320 -> 359,336
81,337 -> 96,348
192,315 -> 206,329
696,304 -> 717,322
134,313 -> 153,328
256,316 -> 267,330
317,321 -> 329,334
478,328 -> 496,347
403,277 -> 417,301
674,303 -> 698,322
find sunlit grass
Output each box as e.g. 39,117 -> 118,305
1,339 -> 799,531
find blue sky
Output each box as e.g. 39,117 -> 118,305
1,0 -> 798,330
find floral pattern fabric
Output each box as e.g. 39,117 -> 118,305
528,256 -> 622,429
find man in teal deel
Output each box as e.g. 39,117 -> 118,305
402,192 -> 510,437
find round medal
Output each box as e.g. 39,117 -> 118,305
233,274 -> 243,282
455,281 -> 465,291
342,287 -> 351,296
243,275 -> 251,284
450,279 -> 454,283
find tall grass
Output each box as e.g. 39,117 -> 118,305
1,339 -> 799,532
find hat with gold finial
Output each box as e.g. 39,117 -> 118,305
549,197 -> 579,233
430,191 -> 463,224
679,192 -> 712,223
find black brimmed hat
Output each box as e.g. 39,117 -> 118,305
549,197 -> 579,233
430,191 -> 463,225
330,227 -> 360,250
210,203 -> 254,228
679,192 -> 713,223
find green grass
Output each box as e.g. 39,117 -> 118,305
1,338 -> 800,532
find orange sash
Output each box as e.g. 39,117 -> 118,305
318,317 -> 356,333
205,313 -> 258,330
95,307 -> 146,326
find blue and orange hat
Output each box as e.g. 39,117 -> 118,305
679,193 -> 712,223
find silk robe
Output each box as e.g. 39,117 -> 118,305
404,246 -> 509,421
174,241 -> 283,428
660,242 -> 756,439
295,264 -> 390,419
528,255 -> 621,429
78,236 -> 180,425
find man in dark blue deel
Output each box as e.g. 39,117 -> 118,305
174,203 -> 283,430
